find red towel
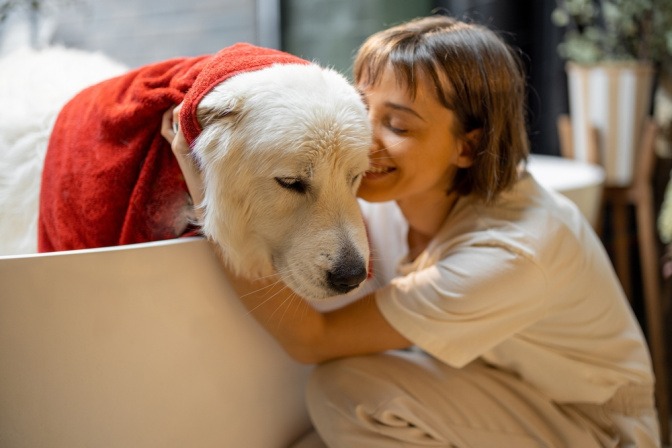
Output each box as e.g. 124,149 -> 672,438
38,43 -> 308,252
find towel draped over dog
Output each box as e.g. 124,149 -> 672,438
38,43 -> 309,252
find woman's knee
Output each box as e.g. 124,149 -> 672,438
305,355 -> 406,432
304,354 -> 457,447
306,355 -> 381,412
304,357 -> 375,445
306,350 -> 446,413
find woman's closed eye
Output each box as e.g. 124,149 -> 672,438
385,118 -> 408,135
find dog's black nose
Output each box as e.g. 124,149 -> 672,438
327,262 -> 368,294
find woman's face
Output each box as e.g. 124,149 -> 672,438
356,65 -> 472,204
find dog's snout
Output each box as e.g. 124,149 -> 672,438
327,264 -> 367,294
327,255 -> 368,295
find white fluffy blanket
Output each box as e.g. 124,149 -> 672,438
0,46 -> 127,255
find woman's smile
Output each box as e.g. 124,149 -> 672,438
364,162 -> 396,180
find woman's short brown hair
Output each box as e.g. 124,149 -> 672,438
354,15 -> 529,202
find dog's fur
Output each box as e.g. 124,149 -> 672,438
193,63 -> 372,300
0,47 -> 372,301
0,46 -> 127,256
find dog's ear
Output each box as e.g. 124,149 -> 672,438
196,91 -> 242,129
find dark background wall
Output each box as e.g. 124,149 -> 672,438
281,0 -> 567,156
434,0 -> 567,156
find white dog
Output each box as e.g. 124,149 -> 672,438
192,63 -> 372,299
0,45 -> 372,301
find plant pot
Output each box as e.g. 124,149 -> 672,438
566,61 -> 655,186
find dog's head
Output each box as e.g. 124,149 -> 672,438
191,63 -> 372,301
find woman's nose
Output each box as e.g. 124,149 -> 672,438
369,129 -> 382,154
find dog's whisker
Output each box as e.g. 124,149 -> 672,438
273,292 -> 302,327
243,282 -> 292,315
236,276 -> 284,301
252,271 -> 284,283
368,139 -> 406,154
267,287 -> 304,324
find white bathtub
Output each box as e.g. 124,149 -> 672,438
0,238 -> 312,448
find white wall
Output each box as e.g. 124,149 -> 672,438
0,0 -> 279,68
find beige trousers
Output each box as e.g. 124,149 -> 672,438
293,351 -> 660,448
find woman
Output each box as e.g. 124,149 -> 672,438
164,15 -> 659,448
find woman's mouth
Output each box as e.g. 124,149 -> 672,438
365,164 -> 395,179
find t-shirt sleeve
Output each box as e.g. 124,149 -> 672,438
376,242 -> 548,367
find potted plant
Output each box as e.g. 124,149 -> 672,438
551,0 -> 672,185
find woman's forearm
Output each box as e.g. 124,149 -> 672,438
216,250 -> 411,365
213,250 -> 328,363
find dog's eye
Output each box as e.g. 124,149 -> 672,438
275,177 -> 308,194
351,173 -> 363,188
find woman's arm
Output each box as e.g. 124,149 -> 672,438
227,272 -> 411,363
161,106 -> 411,364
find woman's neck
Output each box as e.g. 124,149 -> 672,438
397,192 -> 459,261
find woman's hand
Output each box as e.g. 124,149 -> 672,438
161,104 -> 205,220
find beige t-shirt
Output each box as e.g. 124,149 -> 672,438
366,173 -> 654,404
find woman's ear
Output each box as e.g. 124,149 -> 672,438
455,128 -> 481,168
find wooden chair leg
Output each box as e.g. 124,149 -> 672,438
633,120 -> 670,444
636,187 -> 670,444
557,115 -> 574,159
611,196 -> 633,300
